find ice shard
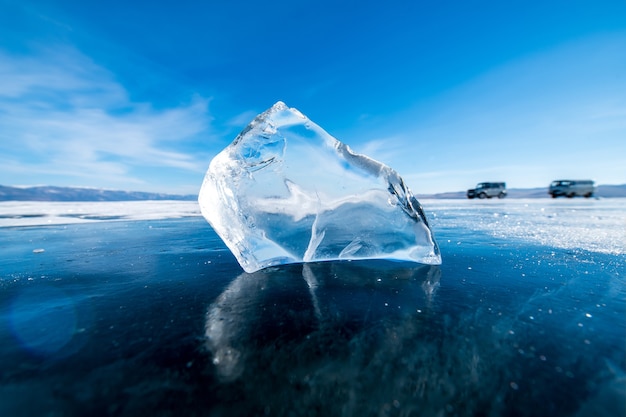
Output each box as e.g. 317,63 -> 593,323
198,101 -> 441,273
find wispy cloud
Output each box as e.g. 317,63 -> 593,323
0,45 -> 214,191
226,110 -> 259,129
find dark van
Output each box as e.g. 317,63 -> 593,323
549,180 -> 595,198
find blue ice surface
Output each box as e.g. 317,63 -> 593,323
0,212 -> 624,417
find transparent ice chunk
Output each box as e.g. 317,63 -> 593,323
198,101 -> 441,273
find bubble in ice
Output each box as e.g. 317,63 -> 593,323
198,101 -> 441,273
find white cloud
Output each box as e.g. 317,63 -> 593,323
0,46 -> 127,104
349,137 -> 403,166
226,109 -> 259,128
0,45 -> 214,189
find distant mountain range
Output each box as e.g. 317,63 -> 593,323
0,184 -> 624,202
0,185 -> 196,201
417,184 -> 626,199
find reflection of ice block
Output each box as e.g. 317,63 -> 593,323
198,101 -> 441,273
204,262 -> 441,381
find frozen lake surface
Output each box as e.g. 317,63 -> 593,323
0,199 -> 624,416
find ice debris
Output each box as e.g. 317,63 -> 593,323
198,101 -> 441,273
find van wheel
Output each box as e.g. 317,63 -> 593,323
585,193 -> 592,198
478,192 -> 487,199
567,193 -> 575,198
498,193 -> 506,199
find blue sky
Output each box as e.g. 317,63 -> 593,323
1,0 -> 625,195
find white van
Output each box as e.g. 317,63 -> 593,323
548,180 -> 595,198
